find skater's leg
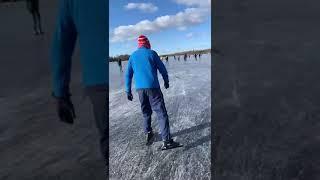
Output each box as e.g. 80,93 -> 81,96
34,0 -> 42,33
35,0 -> 43,33
137,89 -> 152,133
36,11 -> 43,33
26,1 -> 36,34
86,86 -> 108,167
31,11 -> 38,34
148,88 -> 171,141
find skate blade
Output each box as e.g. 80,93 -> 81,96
146,141 -> 154,146
160,144 -> 183,151
145,135 -> 155,146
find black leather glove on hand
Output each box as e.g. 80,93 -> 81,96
164,82 -> 169,89
54,96 -> 76,124
127,92 -> 133,101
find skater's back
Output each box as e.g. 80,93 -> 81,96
51,0 -> 108,97
125,40 -> 168,92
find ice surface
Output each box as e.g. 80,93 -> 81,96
215,0 -> 320,179
109,54 -> 212,179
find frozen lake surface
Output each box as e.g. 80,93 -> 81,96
109,54 -> 212,179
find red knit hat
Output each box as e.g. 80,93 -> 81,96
138,35 -> 151,49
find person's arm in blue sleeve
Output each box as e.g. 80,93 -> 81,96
153,52 -> 169,83
51,0 -> 77,98
125,57 -> 134,93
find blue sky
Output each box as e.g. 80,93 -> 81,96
109,0 -> 211,56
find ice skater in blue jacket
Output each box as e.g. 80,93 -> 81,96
51,0 -> 108,168
125,35 -> 182,150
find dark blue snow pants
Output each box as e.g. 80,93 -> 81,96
137,88 -> 171,141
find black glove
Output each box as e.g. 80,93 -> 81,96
127,92 -> 133,101
53,94 -> 76,124
164,82 -> 169,89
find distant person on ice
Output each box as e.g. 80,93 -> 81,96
26,0 -> 43,35
117,59 -> 123,72
125,35 -> 182,150
50,0 -> 108,173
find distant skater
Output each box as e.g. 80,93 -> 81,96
26,0 -> 43,35
173,55 -> 176,60
184,54 -> 187,61
125,35 -> 182,150
165,56 -> 169,62
194,53 -> 197,60
177,56 -> 180,61
117,59 -> 123,72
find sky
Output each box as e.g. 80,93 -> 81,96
109,0 -> 211,56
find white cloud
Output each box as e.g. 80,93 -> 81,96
124,3 -> 158,13
178,26 -> 187,31
111,7 -> 210,43
186,32 -> 194,38
174,0 -> 211,7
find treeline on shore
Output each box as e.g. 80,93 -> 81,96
109,48 -> 211,62
109,54 -> 130,62
159,48 -> 211,58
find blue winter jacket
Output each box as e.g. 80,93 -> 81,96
51,0 -> 108,97
125,47 -> 169,93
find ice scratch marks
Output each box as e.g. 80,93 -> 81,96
232,77 -> 241,108
221,64 -> 241,108
181,82 -> 186,96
